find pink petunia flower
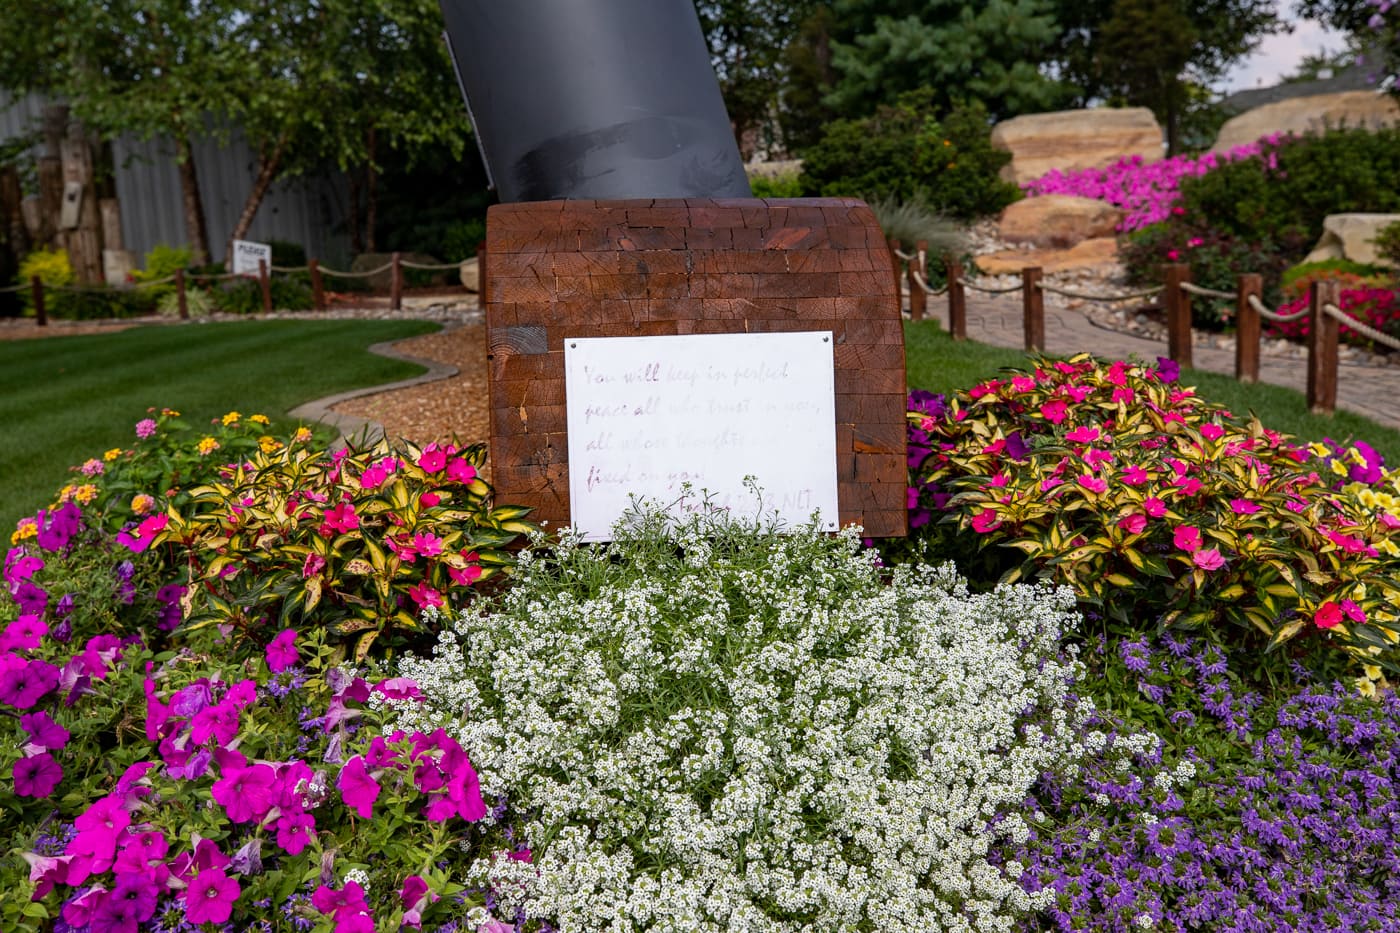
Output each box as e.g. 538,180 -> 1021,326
12,752 -> 62,797
20,710 -> 70,750
184,868 -> 240,925
338,755 -> 381,819
211,763 -> 277,823
266,629 -> 299,673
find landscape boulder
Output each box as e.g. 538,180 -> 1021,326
1303,213 -> 1400,268
1212,91 -> 1400,152
459,256 -> 480,292
989,107 -> 1164,185
975,237 -> 1120,276
998,195 -> 1125,247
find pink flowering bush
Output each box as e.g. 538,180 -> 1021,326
155,433 -> 533,661
1022,138 -> 1285,231
901,354 -> 1400,679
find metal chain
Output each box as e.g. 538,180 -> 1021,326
1323,302 -> 1400,352
1247,292 -> 1308,323
956,276 -> 1024,295
1037,282 -> 1164,301
1179,281 -> 1235,300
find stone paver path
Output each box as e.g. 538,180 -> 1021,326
953,292 -> 1400,432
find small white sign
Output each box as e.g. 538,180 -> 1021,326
564,331 -> 840,540
231,239 -> 272,277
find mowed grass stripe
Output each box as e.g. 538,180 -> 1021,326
0,319 -> 438,532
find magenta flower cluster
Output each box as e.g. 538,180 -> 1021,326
1021,136 -> 1288,231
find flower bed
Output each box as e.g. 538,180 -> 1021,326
8,367 -> 1400,931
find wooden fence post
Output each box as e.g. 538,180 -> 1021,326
309,258 -> 325,311
258,259 -> 272,314
908,239 -> 927,321
1022,266 -> 1044,352
390,251 -> 403,312
1163,263 -> 1193,370
887,237 -> 901,314
30,275 -> 46,327
946,256 -> 966,340
1234,273 -> 1262,384
477,240 -> 489,306
175,268 -> 189,320
1307,279 -> 1340,415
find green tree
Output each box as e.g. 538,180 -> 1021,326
1044,0 -> 1284,153
0,0 -> 240,264
1297,0 -> 1399,96
823,0 -> 1071,122
694,0 -> 821,157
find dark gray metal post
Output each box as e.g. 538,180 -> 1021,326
439,0 -> 752,202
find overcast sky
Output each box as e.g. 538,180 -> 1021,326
1217,17 -> 1350,93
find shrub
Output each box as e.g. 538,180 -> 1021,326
269,237 -> 307,267
208,272 -> 314,313
1376,219 -> 1400,268
156,434 -> 532,661
900,354 -> 1400,679
1177,127 -> 1400,260
1280,258 -> 1389,293
394,503 -> 1099,932
441,218 -> 486,261
747,170 -> 803,198
799,90 -> 1020,220
1265,286 -> 1400,349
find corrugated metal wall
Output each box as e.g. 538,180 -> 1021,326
1,94 -> 351,266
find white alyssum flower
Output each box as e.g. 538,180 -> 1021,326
395,508 -> 1103,932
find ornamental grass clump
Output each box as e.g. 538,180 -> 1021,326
903,354 -> 1400,679
394,504 -> 1098,932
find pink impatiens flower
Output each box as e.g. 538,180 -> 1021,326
1076,474 -> 1107,494
1143,497 -> 1167,518
417,444 -> 448,473
1065,426 -> 1100,443
1117,513 -> 1148,535
1314,602 -> 1343,629
408,581 -> 444,610
1192,548 -> 1225,571
1173,525 -> 1203,552
1040,400 -> 1068,424
970,509 -> 1001,534
322,502 -> 359,534
1229,499 -> 1260,514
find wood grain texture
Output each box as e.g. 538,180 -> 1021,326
485,197 -> 909,537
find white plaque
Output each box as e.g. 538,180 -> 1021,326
564,331 -> 840,540
231,239 -> 273,277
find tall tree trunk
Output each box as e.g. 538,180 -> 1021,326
175,135 -> 211,266
225,135 -> 287,267
347,169 -> 364,255
364,125 -> 378,253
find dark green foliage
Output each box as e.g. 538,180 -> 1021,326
207,273 -> 314,314
49,286 -> 158,321
268,239 -> 307,267
747,172 -> 805,199
798,91 -> 1019,220
1180,128 -> 1400,246
1376,221 -> 1400,268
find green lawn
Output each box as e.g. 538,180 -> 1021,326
6,317 -> 1400,539
903,319 -> 1400,464
0,319 -> 437,533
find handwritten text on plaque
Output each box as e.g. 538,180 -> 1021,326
564,331 -> 839,539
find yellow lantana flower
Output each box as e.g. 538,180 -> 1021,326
221,411 -> 241,426
294,427 -> 313,443
131,494 -> 156,515
103,447 -> 123,462
250,414 -> 270,425
197,436 -> 221,456
259,435 -> 283,454
10,517 -> 38,545
74,484 -> 98,504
